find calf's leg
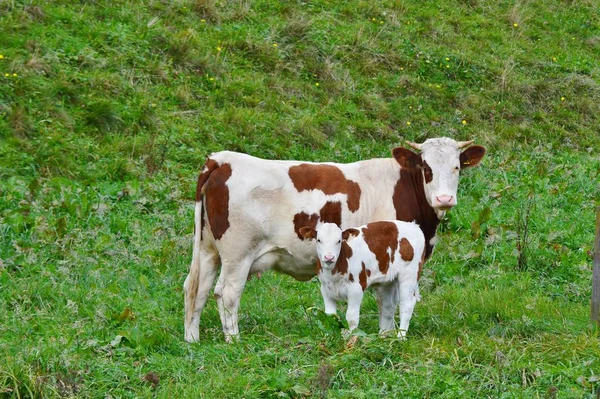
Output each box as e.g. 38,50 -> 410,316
345,285 -> 364,331
375,281 -> 399,334
320,283 -> 337,315
397,279 -> 419,338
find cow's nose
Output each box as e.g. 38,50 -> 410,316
435,195 -> 455,208
324,254 -> 335,262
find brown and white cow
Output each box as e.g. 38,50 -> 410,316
184,137 -> 486,342
300,221 -> 425,338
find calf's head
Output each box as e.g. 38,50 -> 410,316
393,137 -> 486,211
299,223 -> 359,271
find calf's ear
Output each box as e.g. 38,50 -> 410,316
460,145 -> 487,169
393,147 -> 422,169
342,228 -> 360,241
299,226 -> 317,240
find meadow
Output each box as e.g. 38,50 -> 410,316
1,0 -> 599,397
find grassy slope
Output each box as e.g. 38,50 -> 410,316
1,0 -> 599,397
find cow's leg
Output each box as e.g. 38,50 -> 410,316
214,256 -> 253,343
345,285 -> 364,331
320,284 -> 337,315
375,281 -> 399,334
184,249 -> 218,342
398,279 -> 419,338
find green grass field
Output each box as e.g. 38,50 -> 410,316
1,0 -> 599,397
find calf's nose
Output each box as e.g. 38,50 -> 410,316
324,254 -> 335,262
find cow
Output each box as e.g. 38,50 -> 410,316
299,221 -> 426,338
184,137 -> 486,342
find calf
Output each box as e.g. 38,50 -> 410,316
300,221 -> 426,337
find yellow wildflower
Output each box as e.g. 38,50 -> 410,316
561,97 -> 565,101
445,57 -> 449,61
462,120 -> 467,125
513,23 -> 518,27
315,82 -> 320,87
446,65 -> 450,68
201,19 -> 206,23
552,57 -> 557,61
0,55 -> 4,59
273,43 -> 278,47
4,73 -> 8,77
217,47 -> 222,52
406,121 -> 411,126
12,73 -> 17,77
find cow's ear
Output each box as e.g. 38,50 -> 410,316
460,145 -> 486,169
393,147 -> 422,169
299,226 -> 316,240
342,228 -> 360,241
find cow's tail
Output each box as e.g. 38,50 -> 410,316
184,159 -> 218,338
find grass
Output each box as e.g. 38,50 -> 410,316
1,0 -> 600,397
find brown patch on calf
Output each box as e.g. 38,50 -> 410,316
204,162 -> 232,240
393,166 -> 440,259
361,221 -> 399,275
294,212 -> 319,239
342,228 -> 360,241
319,201 -> 342,226
399,238 -> 414,261
332,241 -> 352,275
288,164 -> 362,212
359,262 -> 368,291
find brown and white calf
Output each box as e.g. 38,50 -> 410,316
184,137 -> 486,342
300,221 -> 425,337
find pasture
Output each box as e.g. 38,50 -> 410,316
1,0 -> 599,397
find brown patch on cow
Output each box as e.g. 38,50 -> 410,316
196,158 -> 219,202
359,262 -> 368,291
393,167 -> 440,259
288,164 -> 362,212
332,241 -> 352,275
399,238 -> 414,261
349,273 -> 354,282
422,160 -> 433,184
361,221 -> 399,275
319,201 -> 342,226
417,251 -> 426,280
294,212 -> 319,239
204,162 -> 232,240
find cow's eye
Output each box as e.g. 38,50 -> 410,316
317,239 -> 321,243
455,166 -> 460,171
337,240 -> 341,244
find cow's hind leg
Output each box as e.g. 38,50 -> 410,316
376,281 -> 399,334
397,279 -> 419,338
214,255 -> 253,342
184,249 -> 218,342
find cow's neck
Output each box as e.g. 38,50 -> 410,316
393,167 -> 441,259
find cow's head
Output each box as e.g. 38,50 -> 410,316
393,138 -> 486,212
300,223 -> 358,271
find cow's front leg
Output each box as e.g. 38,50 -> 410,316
320,283 -> 337,315
375,281 -> 399,334
345,285 -> 364,332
